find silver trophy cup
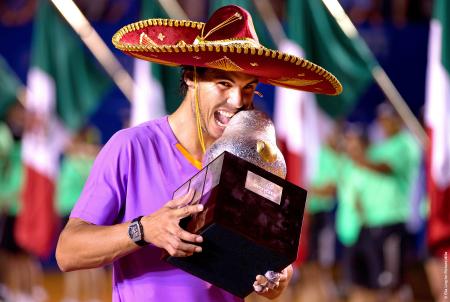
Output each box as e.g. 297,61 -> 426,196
203,110 -> 287,179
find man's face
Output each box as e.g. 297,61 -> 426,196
344,132 -> 366,161
378,114 -> 400,137
188,68 -> 258,144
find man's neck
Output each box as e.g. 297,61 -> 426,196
168,98 -> 205,162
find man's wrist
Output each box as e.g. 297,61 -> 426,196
128,216 -> 149,247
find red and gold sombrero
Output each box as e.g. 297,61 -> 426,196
112,5 -> 342,95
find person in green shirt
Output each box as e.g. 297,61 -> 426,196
339,104 -> 421,301
0,103 -> 47,302
301,124 -> 343,302
56,126 -> 108,302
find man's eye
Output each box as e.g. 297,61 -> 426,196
218,81 -> 231,88
243,85 -> 255,92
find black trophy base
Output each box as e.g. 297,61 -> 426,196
166,223 -> 289,298
164,152 -> 307,298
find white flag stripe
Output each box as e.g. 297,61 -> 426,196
425,20 -> 450,187
131,59 -> 165,126
22,67 -> 69,179
274,39 -> 321,185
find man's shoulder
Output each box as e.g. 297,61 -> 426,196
111,117 -> 171,145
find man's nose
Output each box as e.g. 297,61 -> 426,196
227,87 -> 244,109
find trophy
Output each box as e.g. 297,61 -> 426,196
164,110 -> 307,298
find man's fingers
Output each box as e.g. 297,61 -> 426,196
255,275 -> 267,283
173,240 -> 202,254
175,228 -> 203,244
253,280 -> 269,293
175,203 -> 204,218
165,190 -> 195,209
254,272 -> 280,293
166,237 -> 202,256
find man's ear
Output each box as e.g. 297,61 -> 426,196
184,70 -> 195,88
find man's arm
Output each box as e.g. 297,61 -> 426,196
56,218 -> 137,271
347,144 -> 393,175
309,183 -> 336,198
355,158 -> 393,174
56,191 -> 204,272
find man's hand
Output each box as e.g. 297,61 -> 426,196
253,265 -> 293,299
141,190 -> 204,257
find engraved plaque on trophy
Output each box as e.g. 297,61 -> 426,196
164,111 -> 307,298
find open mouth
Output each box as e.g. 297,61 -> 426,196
214,110 -> 235,127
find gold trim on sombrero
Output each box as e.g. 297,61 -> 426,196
267,78 -> 323,87
205,56 -> 243,71
193,37 -> 260,48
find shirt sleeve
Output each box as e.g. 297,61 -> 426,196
70,130 -> 130,225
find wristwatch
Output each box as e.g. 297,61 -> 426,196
128,216 -> 149,247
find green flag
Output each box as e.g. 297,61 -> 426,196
16,0 -> 111,258
434,0 -> 450,73
0,56 -> 21,119
31,0 -> 111,131
287,0 -> 376,118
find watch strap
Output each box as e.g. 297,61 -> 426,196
131,215 -> 149,247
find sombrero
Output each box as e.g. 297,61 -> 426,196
112,5 -> 342,95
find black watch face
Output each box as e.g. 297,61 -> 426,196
129,222 -> 141,241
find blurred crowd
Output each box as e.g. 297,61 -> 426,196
294,102 -> 430,302
0,102 -> 107,302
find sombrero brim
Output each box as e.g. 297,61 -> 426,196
112,19 -> 343,96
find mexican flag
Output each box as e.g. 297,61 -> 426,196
425,0 -> 450,256
16,1 -> 110,258
286,0 -> 376,119
130,0 -> 185,127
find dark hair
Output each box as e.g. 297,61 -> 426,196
179,66 -> 207,96
344,122 -> 369,146
376,101 -> 399,119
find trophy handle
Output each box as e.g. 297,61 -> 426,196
256,140 -> 277,163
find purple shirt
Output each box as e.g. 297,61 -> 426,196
71,117 -> 242,302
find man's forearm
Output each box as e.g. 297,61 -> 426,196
358,159 -> 392,174
56,218 -> 139,272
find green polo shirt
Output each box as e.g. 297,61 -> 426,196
364,131 -> 421,226
307,145 -> 341,214
335,132 -> 421,246
335,157 -> 363,246
56,154 -> 94,216
0,141 -> 23,215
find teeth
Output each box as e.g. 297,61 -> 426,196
218,110 -> 234,118
217,120 -> 226,127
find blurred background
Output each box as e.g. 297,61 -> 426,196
0,0 -> 449,301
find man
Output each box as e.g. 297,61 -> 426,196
0,103 -> 47,301
56,5 -> 342,302
343,104 -> 421,300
